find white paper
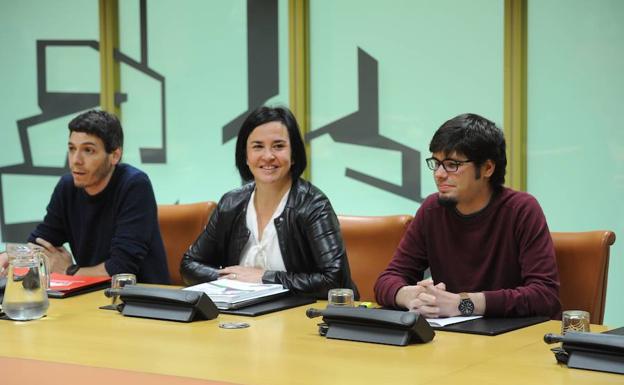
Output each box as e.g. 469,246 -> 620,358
426,315 -> 482,327
206,279 -> 283,292
183,279 -> 287,304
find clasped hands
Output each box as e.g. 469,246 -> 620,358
218,265 -> 265,283
34,238 -> 73,274
396,279 -> 462,319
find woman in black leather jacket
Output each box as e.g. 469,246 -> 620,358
180,106 -> 358,299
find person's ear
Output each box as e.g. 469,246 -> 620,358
111,148 -> 122,165
483,159 -> 495,178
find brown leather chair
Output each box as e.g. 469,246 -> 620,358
338,215 -> 413,301
551,230 -> 616,324
158,201 -> 217,285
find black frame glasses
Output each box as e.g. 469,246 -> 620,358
425,157 -> 473,173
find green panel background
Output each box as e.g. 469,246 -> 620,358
118,0 -> 290,205
528,0 -> 624,325
0,0 -> 289,242
309,0 -> 504,215
0,0 -> 99,227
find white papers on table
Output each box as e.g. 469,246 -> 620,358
183,279 -> 288,307
426,315 -> 483,327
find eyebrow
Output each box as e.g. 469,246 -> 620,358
249,139 -> 287,144
432,156 -> 467,162
68,141 -> 98,147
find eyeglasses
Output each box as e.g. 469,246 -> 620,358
425,157 -> 473,173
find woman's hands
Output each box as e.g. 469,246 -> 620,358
218,265 -> 265,283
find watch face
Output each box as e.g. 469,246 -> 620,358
459,298 -> 475,316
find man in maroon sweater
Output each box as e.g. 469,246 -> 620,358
374,113 -> 560,318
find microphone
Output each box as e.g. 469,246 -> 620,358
104,288 -> 123,298
543,333 -> 564,344
306,308 -> 324,319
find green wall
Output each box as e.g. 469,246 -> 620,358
527,0 -> 624,326
0,0 -> 99,228
117,0 -> 290,205
309,0 -> 504,215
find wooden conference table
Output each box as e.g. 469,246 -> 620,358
0,290 -> 620,385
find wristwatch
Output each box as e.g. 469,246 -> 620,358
458,292 -> 475,316
66,264 -> 80,276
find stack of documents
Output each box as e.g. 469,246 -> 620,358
183,279 -> 288,310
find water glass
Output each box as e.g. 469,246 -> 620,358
110,273 -> 136,306
561,310 -> 590,334
328,288 -> 354,307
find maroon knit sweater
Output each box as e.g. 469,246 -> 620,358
374,188 -> 561,317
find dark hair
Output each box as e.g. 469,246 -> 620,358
68,110 -> 124,153
429,113 -> 506,189
235,106 -> 307,182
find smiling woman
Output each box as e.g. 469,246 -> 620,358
245,121 -> 292,190
180,106 -> 359,299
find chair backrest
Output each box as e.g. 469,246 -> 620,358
338,215 -> 413,301
551,230 -> 615,324
158,201 -> 217,285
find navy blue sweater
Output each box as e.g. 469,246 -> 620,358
29,164 -> 170,284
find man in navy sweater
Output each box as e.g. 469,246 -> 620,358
2,110 -> 169,283
374,113 -> 560,318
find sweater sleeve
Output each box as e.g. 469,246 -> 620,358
103,174 -> 159,276
374,204 -> 429,308
483,197 -> 561,317
28,179 -> 69,247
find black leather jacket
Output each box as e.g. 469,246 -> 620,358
180,178 -> 359,299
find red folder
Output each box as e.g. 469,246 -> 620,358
47,273 -> 111,298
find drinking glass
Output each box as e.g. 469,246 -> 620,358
110,273 -> 136,306
328,288 -> 354,307
561,310 -> 590,334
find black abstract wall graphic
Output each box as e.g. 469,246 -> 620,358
115,0 -> 167,164
222,0 -> 279,144
0,0 -> 166,242
221,1 -> 422,203
305,48 -> 424,203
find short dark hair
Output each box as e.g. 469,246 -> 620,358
68,110 -> 124,153
429,113 -> 506,189
235,106 -> 307,182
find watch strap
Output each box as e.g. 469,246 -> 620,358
66,264 -> 80,276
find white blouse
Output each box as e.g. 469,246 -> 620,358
238,188 -> 290,271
